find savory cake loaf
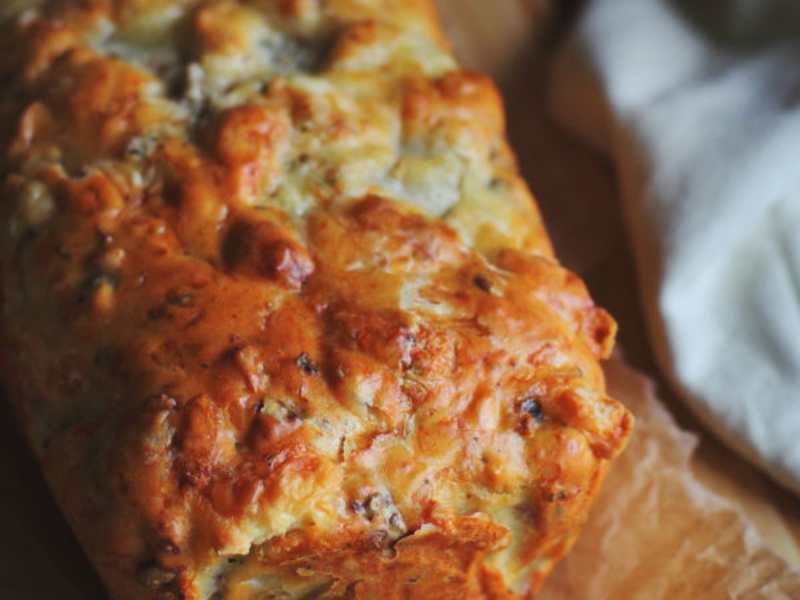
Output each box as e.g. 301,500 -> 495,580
0,1 -> 632,598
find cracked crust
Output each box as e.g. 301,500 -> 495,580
0,1 -> 632,598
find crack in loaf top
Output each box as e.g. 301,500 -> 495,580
0,1 -> 632,598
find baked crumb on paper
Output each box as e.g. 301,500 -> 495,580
540,359 -> 800,600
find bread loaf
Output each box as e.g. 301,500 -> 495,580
0,1 -> 632,598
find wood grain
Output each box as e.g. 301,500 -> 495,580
435,0 -> 800,569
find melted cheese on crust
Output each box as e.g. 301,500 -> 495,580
0,1 -> 632,599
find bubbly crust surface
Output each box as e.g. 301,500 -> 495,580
0,1 -> 632,598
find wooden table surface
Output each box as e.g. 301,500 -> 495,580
436,0 -> 800,568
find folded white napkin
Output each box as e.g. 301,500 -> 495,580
549,0 -> 800,493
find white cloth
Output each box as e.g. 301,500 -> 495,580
549,0 -> 800,493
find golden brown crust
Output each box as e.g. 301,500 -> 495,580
0,1 -> 632,598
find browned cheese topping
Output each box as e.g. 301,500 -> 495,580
0,1 -> 632,598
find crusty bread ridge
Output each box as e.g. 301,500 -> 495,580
0,1 -> 632,598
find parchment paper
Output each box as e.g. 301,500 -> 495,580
540,359 -> 800,599
2,358 -> 798,599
